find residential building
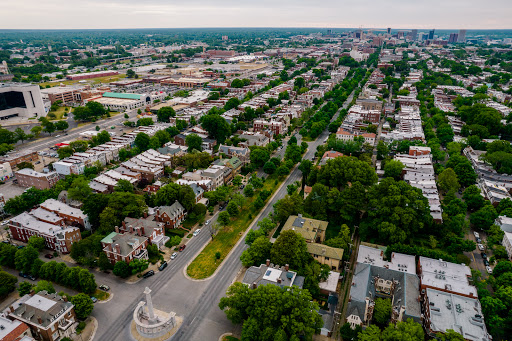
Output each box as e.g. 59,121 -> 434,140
218,145 -> 250,164
214,157 -> 242,175
39,198 -> 90,230
40,85 -> 84,104
345,262 -> 421,329
238,132 -> 270,147
201,165 -> 226,189
281,214 -> 328,243
0,150 -> 38,168
0,315 -> 33,341
101,231 -> 149,264
118,216 -> 169,250
422,288 -> 490,341
242,260 -> 305,289
356,244 -> 416,274
307,243 -> 344,270
464,146 -> 512,192
14,169 -> 59,190
355,98 -> 383,111
6,291 -> 77,341
8,212 -> 81,254
336,128 -> 376,145
418,257 -> 477,298
478,179 -> 512,206
495,216 -> 512,260
66,70 -> 118,80
0,161 -> 13,182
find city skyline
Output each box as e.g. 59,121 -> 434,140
1,0 -> 511,30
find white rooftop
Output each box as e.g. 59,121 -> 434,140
262,267 -> 282,283
318,271 -> 340,293
25,294 -> 57,312
426,288 -> 490,341
357,245 -> 416,274
419,257 -> 477,297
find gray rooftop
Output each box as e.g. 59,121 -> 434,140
242,263 -> 304,289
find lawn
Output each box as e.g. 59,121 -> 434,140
92,289 -> 110,301
46,106 -> 69,120
39,74 -> 126,88
186,175 -> 285,279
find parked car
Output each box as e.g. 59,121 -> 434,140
486,266 -> 493,274
27,274 -> 37,281
205,220 -> 210,225
483,259 -> 490,266
193,229 -> 201,237
476,237 -> 482,243
91,297 -> 98,303
44,254 -> 54,259
19,272 -> 27,278
481,252 -> 487,259
171,252 -> 178,260
474,231 -> 480,239
99,285 -> 110,291
179,245 -> 186,252
158,262 -> 168,271
1,221 -> 8,226
477,244 -> 485,251
17,245 -> 25,249
143,270 -> 155,278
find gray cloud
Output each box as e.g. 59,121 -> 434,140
0,0 -> 510,29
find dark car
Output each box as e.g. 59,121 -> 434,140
19,272 -> 27,278
179,244 -> 186,252
158,262 -> 168,271
44,254 -> 54,259
99,285 -> 110,291
481,252 -> 488,259
27,274 -> 37,281
476,237 -> 482,243
17,245 -> 25,249
143,270 -> 155,278
483,259 -> 490,266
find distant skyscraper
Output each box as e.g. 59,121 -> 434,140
458,29 -> 467,43
429,29 -> 435,40
387,27 -> 391,35
449,33 -> 459,43
411,29 -> 418,41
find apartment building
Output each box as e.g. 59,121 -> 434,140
15,169 -> 60,190
242,261 -> 305,289
336,128 -> 377,145
307,243 -> 344,270
118,217 -> 169,250
253,119 -> 286,136
218,145 -> 250,164
0,150 -> 38,168
6,292 -> 77,341
101,231 -> 149,264
494,216 -> 512,260
281,214 -> 328,243
0,315 -> 33,341
464,146 -> 512,192
39,198 -> 90,230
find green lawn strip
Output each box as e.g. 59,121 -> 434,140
186,175 -> 284,279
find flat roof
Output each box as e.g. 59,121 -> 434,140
25,294 -> 57,312
357,245 -> 416,274
103,92 -> 142,100
419,257 -> 477,297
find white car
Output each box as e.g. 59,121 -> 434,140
170,252 -> 178,260
486,266 -> 493,274
474,231 -> 480,239
477,244 -> 485,251
205,220 -> 210,225
193,229 -> 201,237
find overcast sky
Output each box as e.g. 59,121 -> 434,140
1,0 -> 511,30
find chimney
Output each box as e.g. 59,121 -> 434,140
37,317 -> 43,325
380,251 -> 384,257
9,305 -> 14,313
266,259 -> 270,267
115,244 -> 121,253
122,221 -> 126,229
252,282 -> 257,289
137,228 -> 142,236
156,209 -> 160,222
285,264 -> 289,271
141,226 -> 145,236
277,278 -> 282,284
144,211 -> 148,219
129,225 -> 134,234
115,226 -> 119,233
30,290 -> 35,296
63,295 -> 68,302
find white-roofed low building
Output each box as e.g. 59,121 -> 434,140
356,244 -> 416,274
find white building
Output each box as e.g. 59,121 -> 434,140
0,83 -> 46,119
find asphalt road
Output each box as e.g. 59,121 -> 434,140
90,88 -> 357,341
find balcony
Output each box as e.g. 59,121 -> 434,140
134,249 -> 148,260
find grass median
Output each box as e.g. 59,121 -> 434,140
186,174 -> 285,279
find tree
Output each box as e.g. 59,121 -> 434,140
16,161 -> 34,170
376,141 -> 389,160
55,120 -> 69,131
126,69 -> 136,78
438,330 -> 466,341
201,114 -> 230,143
71,293 -> 94,320
42,120 -> 56,135
381,319 -> 424,341
129,258 -> 149,275
33,280 -> 56,294
18,281 -> 33,297
14,127 -> 28,143
243,184 -> 254,197
224,97 -> 240,111
157,106 -> 176,122
384,160 -> 404,180
28,236 -> 45,251
154,183 -> 196,211
240,235 -> 272,267
0,270 -> 17,298
249,147 -> 270,168
185,133 -> 202,152
154,130 -> 171,146
358,324 -> 381,341
263,161 -> 276,174
271,230 -> 309,270
69,140 -> 89,153
57,146 -> 74,159
438,168 -> 460,193
114,179 -> 134,193
463,185 -> 485,211
134,132 -> 150,151
98,252 -> 113,271
273,194 -> 303,223
219,282 -> 323,341
67,177 -> 92,202
454,162 -> 477,187
226,201 -> 239,217
15,246 -> 39,274
96,130 -> 111,144
31,125 -> 42,138
373,298 -> 392,326
325,224 -> 351,250
218,211 -> 230,226
137,117 -> 154,127
113,261 -> 131,278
